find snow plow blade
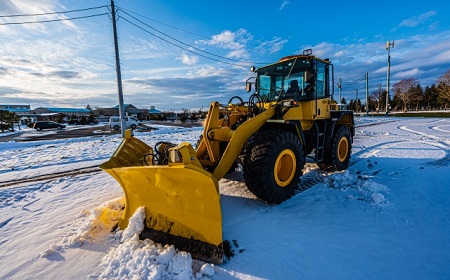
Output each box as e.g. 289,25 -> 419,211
100,130 -> 223,264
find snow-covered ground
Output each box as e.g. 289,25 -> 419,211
1,118 -> 450,279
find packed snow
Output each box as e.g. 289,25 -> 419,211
1,119 -> 450,279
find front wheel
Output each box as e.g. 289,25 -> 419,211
113,125 -> 120,131
243,130 -> 304,204
319,125 -> 352,171
131,124 -> 137,129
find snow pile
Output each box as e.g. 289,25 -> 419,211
39,197 -> 125,257
120,206 -> 146,242
323,170 -> 389,205
99,206 -> 215,279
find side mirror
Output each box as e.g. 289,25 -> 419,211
245,81 -> 252,92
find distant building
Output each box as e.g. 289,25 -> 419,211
149,106 -> 162,114
0,105 -> 93,123
92,104 -> 163,121
31,107 -> 91,116
0,104 -> 31,115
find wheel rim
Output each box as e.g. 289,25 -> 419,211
337,137 -> 349,162
274,149 -> 296,187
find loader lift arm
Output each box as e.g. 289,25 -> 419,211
100,101 -> 278,264
100,52 -> 354,264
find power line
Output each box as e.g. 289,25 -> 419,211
340,76 -> 366,85
0,13 -> 109,26
118,10 -> 268,65
118,14 -> 254,68
0,5 -> 108,18
116,6 -> 211,41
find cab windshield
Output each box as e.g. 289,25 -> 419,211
256,58 -> 311,102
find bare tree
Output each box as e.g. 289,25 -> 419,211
436,69 -> 450,106
392,78 -> 419,111
369,90 -> 380,112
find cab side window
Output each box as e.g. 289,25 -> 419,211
315,61 -> 326,99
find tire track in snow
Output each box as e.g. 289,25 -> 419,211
355,120 -> 397,128
349,140 -> 404,167
398,124 -> 450,167
0,166 -> 101,188
0,217 -> 13,229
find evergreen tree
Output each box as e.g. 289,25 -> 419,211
79,116 -> 88,125
423,85 -> 439,110
0,110 -> 17,132
436,69 -> 450,108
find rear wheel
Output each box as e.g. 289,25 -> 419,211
319,125 -> 352,171
131,124 -> 137,129
114,125 -> 120,130
243,130 -> 304,204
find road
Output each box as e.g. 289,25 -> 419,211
0,124 -> 163,142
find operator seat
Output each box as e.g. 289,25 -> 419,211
284,80 -> 300,100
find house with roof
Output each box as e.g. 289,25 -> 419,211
91,104 -> 164,121
29,107 -> 92,122
0,104 -> 94,123
31,107 -> 91,116
0,105 -> 31,115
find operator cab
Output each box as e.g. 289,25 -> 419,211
248,52 -> 332,103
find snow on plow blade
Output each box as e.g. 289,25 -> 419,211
100,130 -> 224,263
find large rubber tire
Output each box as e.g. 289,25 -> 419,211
131,124 -> 137,129
319,125 -> 352,171
243,130 -> 304,204
114,125 -> 120,131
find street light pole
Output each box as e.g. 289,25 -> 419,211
386,41 -> 394,117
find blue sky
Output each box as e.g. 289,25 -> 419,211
0,0 -> 449,111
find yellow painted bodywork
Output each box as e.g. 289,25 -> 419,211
265,98 -> 332,131
100,102 -> 277,253
196,102 -> 276,180
100,131 -> 222,247
100,97 -> 351,260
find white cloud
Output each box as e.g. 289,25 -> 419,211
0,0 -> 78,34
255,37 -> 288,55
278,0 -> 290,11
179,54 -> 199,65
394,68 -> 421,78
198,29 -> 253,59
391,10 -> 437,31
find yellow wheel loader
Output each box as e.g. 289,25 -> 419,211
100,50 -> 354,264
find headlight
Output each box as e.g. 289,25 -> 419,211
282,100 -> 291,107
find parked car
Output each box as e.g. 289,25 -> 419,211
33,121 -> 66,131
109,116 -> 140,130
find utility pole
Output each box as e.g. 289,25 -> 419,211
111,0 -> 126,137
386,40 -> 394,117
365,72 -> 369,116
377,83 -> 381,113
355,89 -> 358,112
